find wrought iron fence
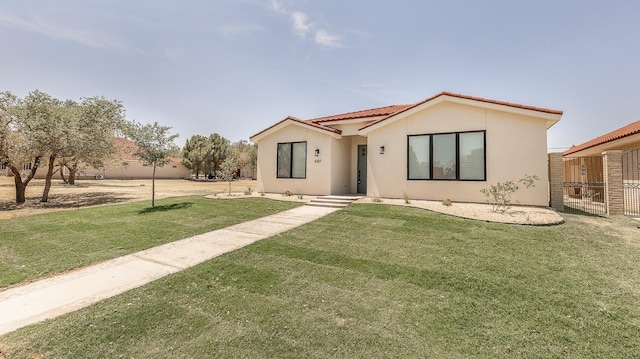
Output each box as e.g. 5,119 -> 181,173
623,149 -> 640,217
563,156 -> 606,215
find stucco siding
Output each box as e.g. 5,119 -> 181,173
89,160 -> 190,179
330,137 -> 351,194
367,101 -> 550,206
255,124 -> 333,195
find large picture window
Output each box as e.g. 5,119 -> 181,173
408,131 -> 485,181
277,142 -> 307,178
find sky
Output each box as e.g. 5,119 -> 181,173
1,0 -> 639,151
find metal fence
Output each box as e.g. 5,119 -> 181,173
563,156 -> 606,215
623,149 -> 640,217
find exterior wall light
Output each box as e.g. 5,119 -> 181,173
315,149 -> 320,156
379,146 -> 385,154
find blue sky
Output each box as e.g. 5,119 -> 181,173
1,0 -> 639,151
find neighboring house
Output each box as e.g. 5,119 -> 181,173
77,138 -> 191,180
563,120 -> 640,157
250,91 -> 562,206
562,120 -> 640,205
11,138 -> 190,180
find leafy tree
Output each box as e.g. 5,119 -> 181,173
230,140 -> 257,179
218,156 -> 238,195
40,98 -> 73,202
125,121 -> 179,207
0,90 -> 55,204
207,133 -> 229,178
181,135 -> 210,179
58,97 -> 126,185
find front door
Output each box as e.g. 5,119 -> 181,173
357,145 -> 367,194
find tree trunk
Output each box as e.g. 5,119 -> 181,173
41,155 -> 57,202
68,165 -> 77,185
152,163 -> 156,207
9,156 -> 40,205
59,163 -> 68,183
13,170 -> 26,204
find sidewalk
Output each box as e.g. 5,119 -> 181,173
0,205 -> 339,336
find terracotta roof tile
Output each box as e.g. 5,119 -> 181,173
309,104 -> 412,123
250,116 -> 342,140
115,137 -> 182,163
360,91 -> 563,131
563,120 -> 640,156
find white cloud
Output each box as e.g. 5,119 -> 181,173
291,11 -> 312,38
0,13 -> 126,52
315,29 -> 343,48
269,1 -> 344,48
270,0 -> 287,14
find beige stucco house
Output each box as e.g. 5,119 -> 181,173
2,138 -> 191,180
250,92 -> 563,206
75,138 -> 191,180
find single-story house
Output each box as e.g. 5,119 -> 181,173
3,138 -> 190,180
562,120 -> 640,203
74,138 -> 191,180
250,91 -> 563,206
563,120 -> 640,157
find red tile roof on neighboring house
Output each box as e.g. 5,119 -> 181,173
115,137 -> 139,161
360,91 -> 564,131
563,120 -> 640,156
115,137 -> 182,163
309,104 -> 412,123
249,116 -> 342,140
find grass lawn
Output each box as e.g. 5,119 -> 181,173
0,196 -> 301,288
1,204 -> 640,358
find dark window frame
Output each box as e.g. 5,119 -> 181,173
407,130 -> 486,181
277,141 -> 307,179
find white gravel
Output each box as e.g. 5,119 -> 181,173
361,198 -> 564,225
211,193 -> 565,226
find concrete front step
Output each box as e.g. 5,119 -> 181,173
306,195 -> 364,208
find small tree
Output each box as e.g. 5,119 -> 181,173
208,133 -> 229,178
181,134 -> 210,179
480,174 -> 540,213
219,156 -> 238,196
125,121 -> 179,207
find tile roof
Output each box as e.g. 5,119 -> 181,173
115,137 -> 182,163
563,120 -> 640,156
360,91 -> 564,131
308,104 -> 412,123
250,91 -> 563,141
115,137 -> 139,160
250,116 -> 342,141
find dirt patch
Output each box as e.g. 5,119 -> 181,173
0,177 -> 257,219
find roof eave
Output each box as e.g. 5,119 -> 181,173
250,116 -> 342,143
359,94 -> 563,135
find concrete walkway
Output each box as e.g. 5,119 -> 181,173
0,205 -> 339,336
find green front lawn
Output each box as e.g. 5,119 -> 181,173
0,197 -> 301,288
1,204 -> 639,358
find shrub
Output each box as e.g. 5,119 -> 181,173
480,174 -> 540,213
282,190 -> 293,197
